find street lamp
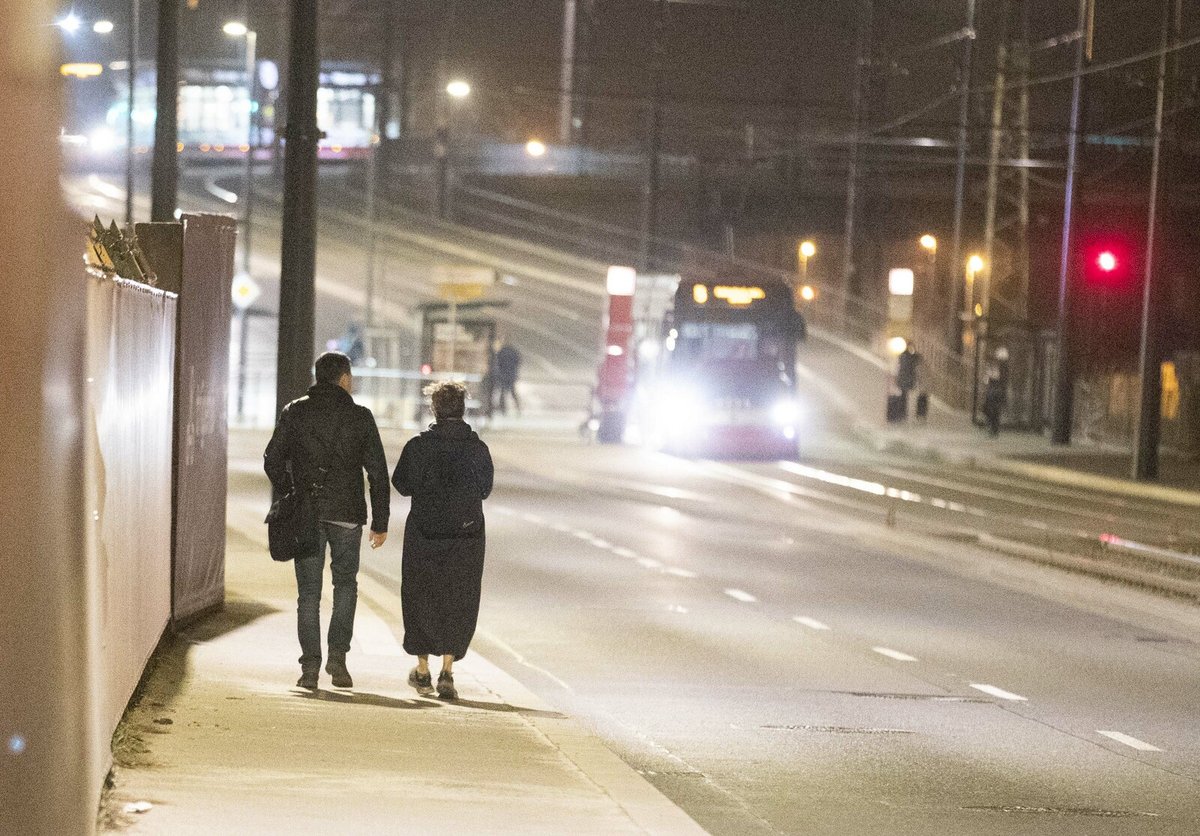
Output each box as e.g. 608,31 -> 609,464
93,19 -> 114,34
436,79 -> 471,219
55,13 -> 82,33
224,21 -> 257,276
920,234 -> 937,253
525,138 -> 547,158
798,239 -> 816,286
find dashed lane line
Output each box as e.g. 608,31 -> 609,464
872,647 -> 919,662
970,683 -> 1028,702
793,616 -> 832,631
724,588 -> 758,603
1097,730 -> 1163,752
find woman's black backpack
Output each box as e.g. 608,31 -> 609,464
414,446 -> 484,539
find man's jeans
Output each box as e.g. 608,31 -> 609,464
294,522 -> 362,670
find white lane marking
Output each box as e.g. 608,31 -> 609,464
872,647 -> 919,662
793,616 -> 831,631
571,529 -> 592,539
588,538 -> 613,550
665,567 -> 698,578
482,633 -> 574,693
550,522 -> 572,533
1097,730 -> 1162,752
668,605 -> 689,614
724,588 -> 758,603
521,512 -> 546,525
970,683 -> 1028,702
637,557 -> 664,570
612,546 -> 638,559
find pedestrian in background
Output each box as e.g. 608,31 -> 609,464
494,339 -> 522,415
982,366 -> 1006,438
896,342 -> 921,417
392,381 -> 494,700
265,352 -> 390,690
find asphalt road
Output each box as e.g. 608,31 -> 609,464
365,429 -> 1200,835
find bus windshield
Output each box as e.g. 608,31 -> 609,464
675,322 -> 758,362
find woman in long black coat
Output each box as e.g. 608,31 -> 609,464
392,381 -> 493,700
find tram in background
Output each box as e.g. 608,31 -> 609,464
596,269 -> 806,458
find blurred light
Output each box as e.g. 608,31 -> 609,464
176,141 -> 184,152
713,285 -> 764,305
606,265 -> 636,296
1097,250 -> 1117,272
525,138 -> 547,157
8,734 -> 26,755
920,234 -> 937,252
231,273 -> 261,311
888,268 -> 915,296
974,302 -> 983,317
89,127 -> 118,153
60,62 -> 103,78
771,400 -> 799,427
799,285 -> 816,302
606,345 -> 624,356
967,254 -> 985,274
692,284 -> 708,304
445,79 -> 471,99
222,21 -> 249,37
93,19 -> 114,34
799,240 -> 816,259
56,13 -> 82,34
887,336 -> 908,355
420,363 -> 432,375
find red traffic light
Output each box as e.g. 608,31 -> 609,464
1097,251 -> 1118,272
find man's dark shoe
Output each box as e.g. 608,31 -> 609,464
408,667 -> 435,697
296,669 -> 319,690
326,658 -> 353,688
437,670 -> 458,700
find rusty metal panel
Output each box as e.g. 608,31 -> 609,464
171,213 -> 236,624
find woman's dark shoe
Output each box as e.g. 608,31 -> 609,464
437,670 -> 458,700
408,667 -> 435,697
325,658 -> 353,688
296,668 -> 319,690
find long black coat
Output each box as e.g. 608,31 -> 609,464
392,420 -> 493,659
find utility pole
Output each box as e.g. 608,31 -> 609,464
150,0 -> 179,222
125,0 -> 139,227
1014,15 -> 1031,319
559,0 -> 577,145
639,0 -> 668,272
841,0 -> 872,309
276,0 -> 321,414
981,1 -> 1010,320
948,0 -> 977,351
1131,0 -> 1178,480
1051,0 -> 1093,445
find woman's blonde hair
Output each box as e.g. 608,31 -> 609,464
423,380 -> 468,420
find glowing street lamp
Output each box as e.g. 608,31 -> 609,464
93,19 -> 114,34
445,79 -> 471,99
797,239 -> 816,287
919,234 -> 937,253
525,138 -> 547,158
56,13 -> 82,34
965,254 -> 985,323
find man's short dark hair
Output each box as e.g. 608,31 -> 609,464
424,381 -> 467,420
314,352 -> 352,385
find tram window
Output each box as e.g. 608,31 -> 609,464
677,322 -> 758,360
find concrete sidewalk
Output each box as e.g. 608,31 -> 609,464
100,491 -> 705,834
798,328 -> 1200,506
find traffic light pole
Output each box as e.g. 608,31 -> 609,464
1051,0 -> 1091,446
276,0 -> 320,414
1131,0 -> 1176,480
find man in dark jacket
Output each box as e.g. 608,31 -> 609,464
393,381 -> 493,700
494,340 -> 521,415
265,352 -> 390,690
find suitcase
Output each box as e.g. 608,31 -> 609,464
886,393 -> 906,423
915,392 -> 929,419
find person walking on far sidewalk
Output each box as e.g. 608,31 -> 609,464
494,339 -> 522,415
265,352 -> 390,690
982,367 -> 1006,438
896,342 -> 921,417
393,382 -> 494,700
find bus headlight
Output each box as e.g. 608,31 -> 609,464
770,399 -> 799,427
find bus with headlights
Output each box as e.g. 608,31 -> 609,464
596,269 -> 805,457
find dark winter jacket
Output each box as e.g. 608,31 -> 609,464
264,382 -> 390,532
392,420 -> 493,538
